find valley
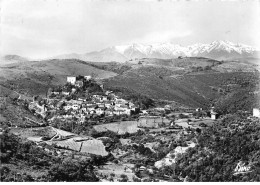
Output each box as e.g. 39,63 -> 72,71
1,0 -> 260,182
0,54 -> 260,182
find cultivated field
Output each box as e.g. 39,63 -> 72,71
94,121 -> 142,135
10,126 -> 56,139
80,139 -> 108,156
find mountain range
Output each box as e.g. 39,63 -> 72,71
55,40 -> 259,62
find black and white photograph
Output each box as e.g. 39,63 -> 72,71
0,0 -> 260,182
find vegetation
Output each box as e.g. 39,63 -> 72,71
0,129 -> 99,181
214,72 -> 259,114
105,86 -> 155,109
168,114 -> 260,182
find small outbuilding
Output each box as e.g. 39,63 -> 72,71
210,111 -> 218,120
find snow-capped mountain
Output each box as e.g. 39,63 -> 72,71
55,40 -> 259,62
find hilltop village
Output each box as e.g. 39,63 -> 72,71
27,75 -> 221,125
1,75 -> 260,182
29,75 -> 138,125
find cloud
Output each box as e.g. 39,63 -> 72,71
1,0 -> 259,59
133,30 -> 192,44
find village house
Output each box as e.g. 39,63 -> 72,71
210,111 -> 218,120
98,104 -> 106,108
96,107 -> 106,115
154,107 -> 165,112
113,110 -> 122,115
84,75 -> 92,81
62,91 -> 70,96
196,108 -> 203,112
80,107 -> 87,114
87,105 -> 96,112
113,107 -> 131,116
62,115 -> 73,119
29,102 -> 47,118
140,110 -> 148,115
128,102 -> 135,109
92,95 -> 102,101
105,110 -> 114,116
99,96 -> 108,102
78,115 -> 86,124
71,88 -> 77,94
105,90 -> 113,95
253,108 -> 260,118
85,102 -> 96,107
69,99 -> 83,105
72,104 -> 80,110
104,103 -> 112,109
210,107 -> 218,120
75,80 -> 84,87
64,105 -> 73,111
115,98 -> 128,105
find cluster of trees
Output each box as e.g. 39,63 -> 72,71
162,114 -> 260,182
191,66 -> 212,72
214,72 -> 259,115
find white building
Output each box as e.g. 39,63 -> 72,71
62,91 -> 70,96
71,88 -> 77,93
72,104 -> 80,110
211,112 -> 217,120
253,108 -> 260,118
64,105 -> 73,111
210,107 -> 218,120
67,76 -> 76,85
84,76 -> 92,81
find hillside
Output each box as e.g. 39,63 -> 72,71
0,56 -> 259,110
0,85 -> 44,127
0,55 -> 29,65
0,59 -> 117,96
103,57 -> 259,109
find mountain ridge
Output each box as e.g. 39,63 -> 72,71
54,40 -> 259,62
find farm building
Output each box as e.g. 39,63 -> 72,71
210,107 -> 218,120
210,111 -> 218,120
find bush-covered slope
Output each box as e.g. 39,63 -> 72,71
173,114 -> 260,182
0,59 -> 117,96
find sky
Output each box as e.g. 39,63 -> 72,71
1,0 -> 260,59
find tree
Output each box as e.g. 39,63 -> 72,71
47,158 -> 99,182
119,174 -> 129,182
